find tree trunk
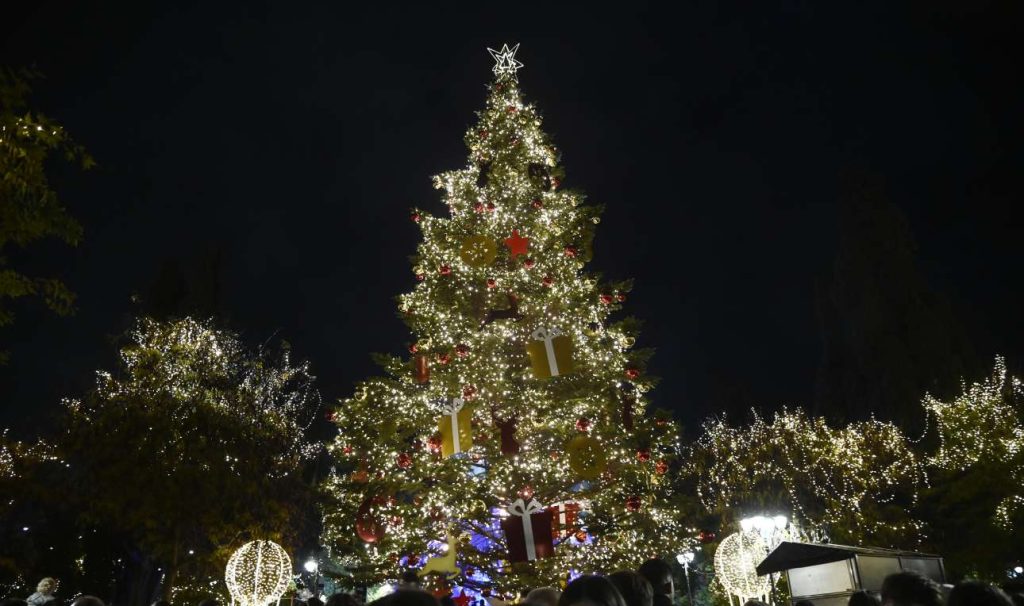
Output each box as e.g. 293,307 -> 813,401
161,531 -> 180,602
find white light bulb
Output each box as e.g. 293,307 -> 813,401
1015,566 -> 1024,575
773,515 -> 788,529
304,559 -> 318,573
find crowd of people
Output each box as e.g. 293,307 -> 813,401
4,562 -> 1024,606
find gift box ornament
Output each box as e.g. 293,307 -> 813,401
527,327 -> 574,379
547,501 -> 581,539
501,498 -> 554,563
438,398 -> 473,457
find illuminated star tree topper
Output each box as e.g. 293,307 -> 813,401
487,42 -> 524,77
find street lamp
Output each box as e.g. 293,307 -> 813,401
304,559 -> 318,574
304,558 -> 320,599
676,551 -> 696,606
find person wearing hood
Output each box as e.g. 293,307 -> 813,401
27,578 -> 58,606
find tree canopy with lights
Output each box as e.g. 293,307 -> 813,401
62,317 -> 320,602
322,45 -> 691,595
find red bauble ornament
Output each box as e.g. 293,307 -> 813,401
551,176 -> 561,189
625,368 -> 641,380
409,343 -> 419,353
575,418 -> 591,432
637,448 -> 651,462
523,258 -> 535,269
455,343 -> 470,358
390,515 -> 404,527
437,353 -> 451,365
486,202 -> 496,212
325,410 -> 338,422
655,459 -> 669,474
486,278 -> 497,288
506,105 -> 517,113
397,452 -> 412,469
415,273 -> 425,281
439,265 -> 452,275
518,485 -> 534,499
479,129 -> 489,139
542,275 -> 554,287
427,435 -> 443,453
625,496 -> 642,512
473,202 -> 485,213
462,384 -> 476,400
531,198 -> 543,209
342,445 -> 353,455
564,246 -> 577,258
698,530 -> 717,544
617,293 -> 626,302
600,294 -> 614,305
356,497 -> 385,543
550,450 -> 560,460
411,212 -> 422,223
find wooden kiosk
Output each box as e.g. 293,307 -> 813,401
755,542 -> 946,606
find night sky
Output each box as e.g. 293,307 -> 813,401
2,2 -> 1021,436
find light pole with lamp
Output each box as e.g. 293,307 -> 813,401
676,551 -> 696,606
304,558 -> 320,600
739,515 -> 790,606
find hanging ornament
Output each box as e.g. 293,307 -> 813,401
438,398 -> 473,457
437,352 -> 451,365
455,343 -> 470,358
523,258 -> 535,269
409,343 -> 419,353
486,202 -> 496,212
417,534 -> 461,580
636,448 -> 651,462
462,384 -> 476,400
500,498 -> 554,563
413,354 -> 429,384
439,265 -> 452,276
625,367 -> 640,380
416,273 -> 425,281
625,496 -> 642,512
504,229 -> 530,258
575,417 -> 591,432
518,485 -> 534,499
574,530 -> 589,542
356,496 -> 386,543
397,452 -> 413,469
427,434 -> 443,453
460,236 -> 499,267
600,294 -> 614,305
542,275 -> 554,287
478,129 -> 489,139
655,460 -> 669,475
531,198 -> 543,209
547,501 -> 582,539
699,530 -> 718,544
566,435 -> 606,480
527,327 -> 574,379
497,418 -> 520,455
616,293 -> 626,302
411,212 -> 422,223
473,201 -> 485,213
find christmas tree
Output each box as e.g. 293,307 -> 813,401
322,45 -> 692,596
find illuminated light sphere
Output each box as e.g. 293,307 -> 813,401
225,540 -> 292,606
714,531 -> 771,605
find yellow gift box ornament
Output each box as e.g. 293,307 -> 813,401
527,327 -> 574,379
438,398 -> 473,457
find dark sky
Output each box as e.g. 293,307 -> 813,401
2,1 -> 1021,436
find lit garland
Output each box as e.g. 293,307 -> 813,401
924,356 -> 1024,529
321,46 -> 693,594
693,408 -> 928,546
713,531 -> 770,606
225,540 -> 292,606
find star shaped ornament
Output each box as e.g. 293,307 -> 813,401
488,43 -> 524,77
505,229 -> 530,257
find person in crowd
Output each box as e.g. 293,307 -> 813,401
948,581 -> 1013,606
637,559 -> 673,606
558,575 -> 626,606
881,572 -> 943,606
794,600 -> 816,606
524,588 -> 561,606
369,590 -> 438,606
398,571 -> 421,592
326,593 -> 362,606
27,578 -> 58,606
848,591 -> 881,606
69,596 -> 104,606
609,571 -> 653,606
309,598 -> 325,606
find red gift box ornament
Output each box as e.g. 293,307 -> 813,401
501,498 -> 554,563
547,501 -> 581,539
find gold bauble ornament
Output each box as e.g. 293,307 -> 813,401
460,235 -> 498,267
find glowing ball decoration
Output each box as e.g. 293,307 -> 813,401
713,531 -> 771,606
225,540 -> 293,606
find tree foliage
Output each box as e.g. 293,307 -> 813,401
0,67 -> 93,361
61,317 -> 320,601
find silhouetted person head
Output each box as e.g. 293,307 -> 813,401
881,572 -> 942,606
525,587 -> 562,606
399,571 -> 420,590
559,575 -> 627,606
795,600 -> 817,606
609,571 -> 653,606
638,559 -> 674,600
309,598 -> 325,606
948,581 -> 1013,606
370,590 -> 438,606
849,591 -> 881,606
326,594 -> 361,606
69,596 -> 105,606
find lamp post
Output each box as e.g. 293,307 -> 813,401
739,515 -> 789,606
676,551 -> 696,606
304,558 -> 320,600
